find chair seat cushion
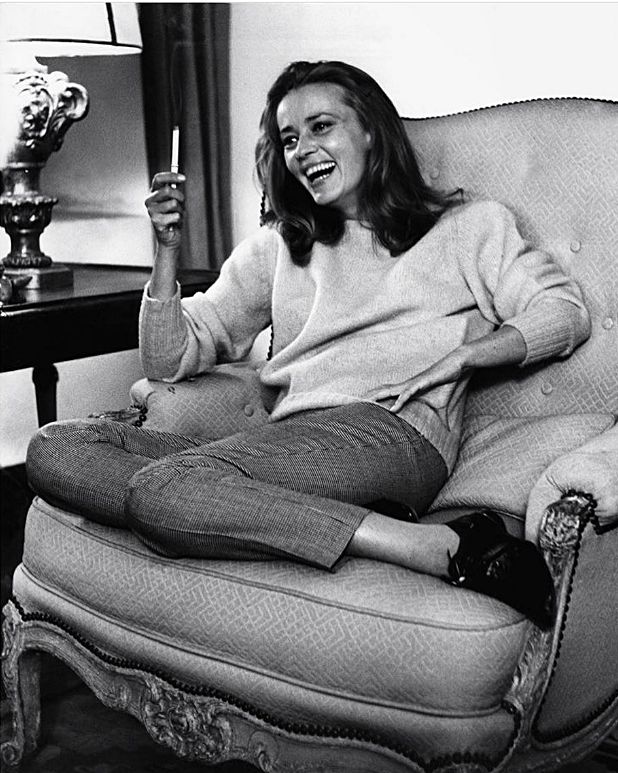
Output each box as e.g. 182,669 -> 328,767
17,497 -> 529,759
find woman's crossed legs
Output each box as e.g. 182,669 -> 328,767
26,401 -> 555,625
27,402 -> 450,570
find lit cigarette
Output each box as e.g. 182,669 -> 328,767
170,125 -> 180,173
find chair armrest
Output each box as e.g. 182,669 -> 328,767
128,362 -> 272,440
535,493 -> 617,744
506,491 -> 618,757
525,422 -> 618,542
505,426 -> 618,753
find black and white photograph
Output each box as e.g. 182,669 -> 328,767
1,2 -> 617,771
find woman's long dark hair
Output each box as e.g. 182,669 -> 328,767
256,60 -> 461,265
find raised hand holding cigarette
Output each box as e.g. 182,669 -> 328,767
145,169 -> 185,244
143,125 -> 186,299
144,126 -> 185,250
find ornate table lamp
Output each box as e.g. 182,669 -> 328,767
0,3 -> 142,289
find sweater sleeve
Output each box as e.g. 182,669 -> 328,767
139,228 -> 278,381
454,201 -> 591,366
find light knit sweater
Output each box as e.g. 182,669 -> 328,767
140,200 -> 590,472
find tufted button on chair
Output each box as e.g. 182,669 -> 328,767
2,98 -> 617,772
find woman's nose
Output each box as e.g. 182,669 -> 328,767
296,133 -> 317,159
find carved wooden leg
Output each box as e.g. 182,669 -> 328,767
1,601 -> 42,768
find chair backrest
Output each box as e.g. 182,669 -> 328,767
404,99 -> 618,418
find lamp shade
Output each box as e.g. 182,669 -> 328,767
0,2 -> 142,57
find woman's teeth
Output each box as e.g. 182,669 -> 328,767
306,162 -> 336,184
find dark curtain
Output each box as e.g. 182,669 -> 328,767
138,3 -> 232,269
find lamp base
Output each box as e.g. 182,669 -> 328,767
3,264 -> 74,291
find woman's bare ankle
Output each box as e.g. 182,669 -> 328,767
347,513 -> 458,576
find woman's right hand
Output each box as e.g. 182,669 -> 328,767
145,172 -> 186,249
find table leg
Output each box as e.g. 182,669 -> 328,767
32,363 -> 59,427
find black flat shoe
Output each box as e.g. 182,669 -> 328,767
445,510 -> 556,630
366,498 -> 419,523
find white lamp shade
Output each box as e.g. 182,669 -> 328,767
0,2 -> 142,56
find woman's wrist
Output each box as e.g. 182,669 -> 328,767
460,325 -> 527,370
155,243 -> 180,264
149,245 -> 180,300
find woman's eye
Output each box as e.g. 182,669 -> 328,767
282,136 -> 297,149
313,121 -> 332,134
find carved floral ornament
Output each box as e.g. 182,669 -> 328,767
540,496 -> 585,555
142,679 -> 233,761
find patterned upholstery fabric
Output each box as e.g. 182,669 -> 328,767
18,497 -> 526,757
429,412 -> 616,520
406,99 -> 618,419
130,362 -> 271,439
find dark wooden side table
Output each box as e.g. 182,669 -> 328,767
0,265 -> 217,427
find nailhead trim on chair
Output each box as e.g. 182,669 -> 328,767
532,495 -> 618,743
133,406 -> 148,428
9,595 -> 520,772
88,406 -> 149,427
401,95 -> 618,122
568,489 -> 618,537
267,322 -> 274,361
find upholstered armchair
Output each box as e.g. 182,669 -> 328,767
3,98 -> 617,772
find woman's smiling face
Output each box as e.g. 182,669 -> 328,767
276,83 -> 372,219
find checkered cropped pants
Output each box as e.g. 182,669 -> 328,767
26,402 -> 447,569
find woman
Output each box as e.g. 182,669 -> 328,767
27,61 -> 591,629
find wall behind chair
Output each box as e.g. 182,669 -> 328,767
0,53 -> 150,466
229,1 -> 618,242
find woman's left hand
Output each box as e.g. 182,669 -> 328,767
366,326 -> 528,413
365,347 -> 470,413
